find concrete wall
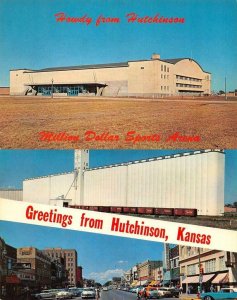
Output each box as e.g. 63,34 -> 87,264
0,189 -> 23,201
23,150 -> 224,216
83,150 -> 224,215
23,173 -> 74,206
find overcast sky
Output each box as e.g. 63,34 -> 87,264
0,0 -> 236,91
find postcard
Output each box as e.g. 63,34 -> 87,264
0,0 -> 237,298
0,0 -> 236,149
0,149 -> 237,300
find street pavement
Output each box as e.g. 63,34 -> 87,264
72,289 -> 176,300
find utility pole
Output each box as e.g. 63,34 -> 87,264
225,77 -> 227,100
198,248 -> 203,295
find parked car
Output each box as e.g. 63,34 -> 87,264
81,287 -> 96,299
55,289 -> 73,299
68,287 -> 83,296
129,287 -> 137,293
33,289 -> 59,299
201,288 -> 237,300
144,287 -> 160,299
157,287 -> 172,297
169,288 -> 180,298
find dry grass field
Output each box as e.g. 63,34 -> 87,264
0,96 -> 237,149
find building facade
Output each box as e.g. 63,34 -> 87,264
42,248 -> 77,286
137,260 -> 163,285
179,246 -> 237,294
76,266 -> 83,287
0,189 -> 23,202
0,238 -> 18,298
169,245 -> 180,286
10,54 -> 211,97
17,247 -> 52,289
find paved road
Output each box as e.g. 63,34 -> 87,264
72,290 -> 174,299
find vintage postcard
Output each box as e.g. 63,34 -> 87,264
0,0 -> 236,149
0,0 -> 237,299
0,149 -> 237,299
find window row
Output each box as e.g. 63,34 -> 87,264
176,83 -> 202,88
176,75 -> 202,82
205,259 -> 216,273
161,65 -> 170,72
161,86 -> 170,91
187,263 -> 197,275
161,74 -> 169,79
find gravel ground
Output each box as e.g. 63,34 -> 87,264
0,96 -> 236,149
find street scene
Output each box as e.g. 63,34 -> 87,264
1,232 -> 237,300
30,287 -> 180,300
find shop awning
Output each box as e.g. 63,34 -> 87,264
6,275 -> 21,284
131,281 -> 138,287
202,274 -> 216,283
182,276 -> 199,284
149,280 -> 160,286
182,274 -> 215,284
212,273 -> 229,284
140,280 -> 149,285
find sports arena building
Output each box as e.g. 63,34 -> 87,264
10,54 -> 211,97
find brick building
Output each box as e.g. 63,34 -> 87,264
42,248 -> 77,286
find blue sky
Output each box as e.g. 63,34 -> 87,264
0,0 -> 236,91
0,220 -> 164,283
0,149 -> 237,204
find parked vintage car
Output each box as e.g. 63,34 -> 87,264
157,287 -> 172,297
68,287 -> 83,296
201,288 -> 237,300
81,287 -> 96,299
33,289 -> 59,299
55,289 -> 73,299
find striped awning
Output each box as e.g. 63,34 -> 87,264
182,274 -> 215,284
212,273 -> 229,284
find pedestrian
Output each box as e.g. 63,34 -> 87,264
95,288 -> 100,299
187,286 -> 191,294
179,286 -> 183,295
136,287 -> 140,299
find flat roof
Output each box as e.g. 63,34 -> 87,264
24,149 -> 224,181
11,57 -> 210,74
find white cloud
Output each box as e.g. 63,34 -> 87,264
117,260 -> 128,264
88,268 -> 125,283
